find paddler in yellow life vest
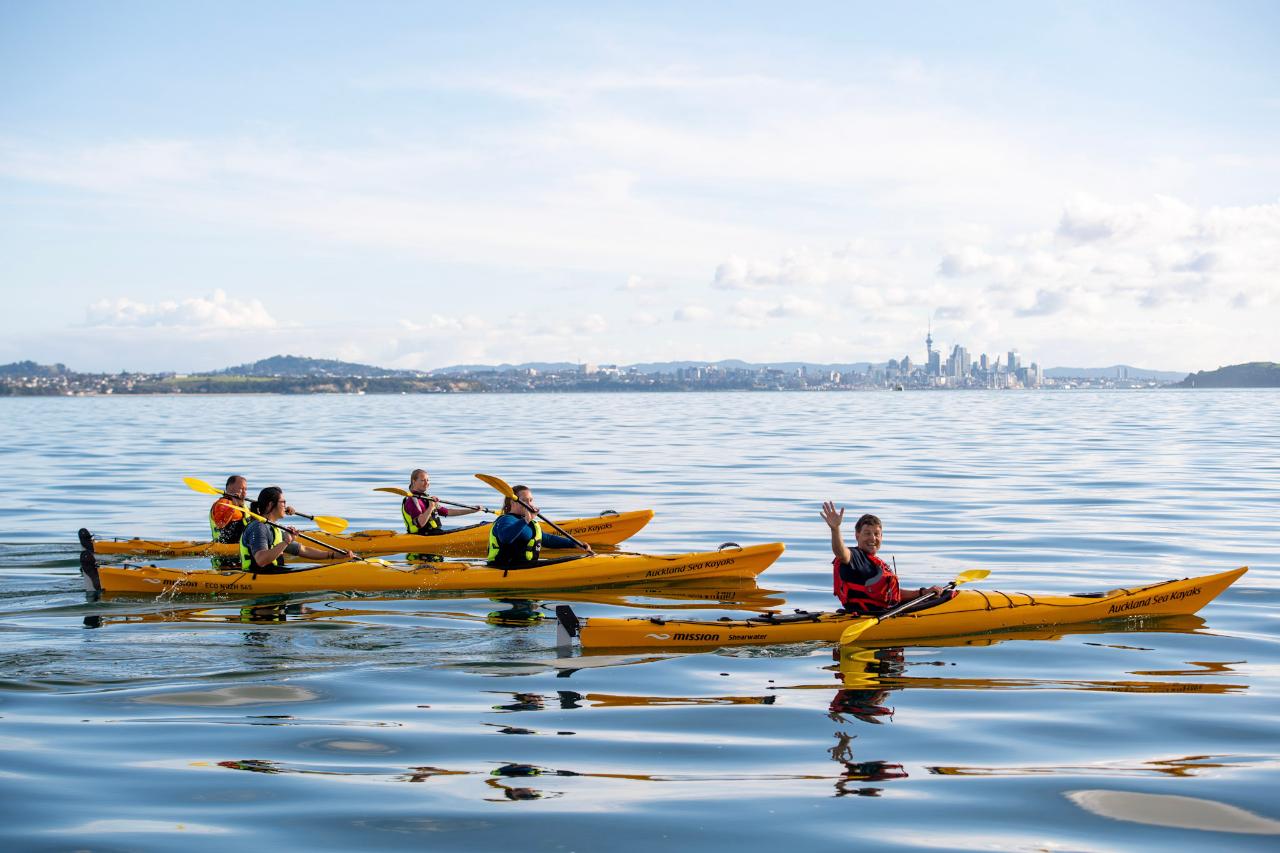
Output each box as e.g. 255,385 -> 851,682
238,486 -> 354,571
487,485 -> 591,568
401,468 -> 483,534
210,475 -> 250,540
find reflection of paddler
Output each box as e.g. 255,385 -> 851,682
486,598 -> 543,626
218,759 -> 282,773
830,646 -> 905,724
238,603 -> 287,623
828,732 -> 908,797
491,692 -> 546,712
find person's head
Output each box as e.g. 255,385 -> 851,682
504,485 -> 534,520
251,486 -> 287,520
854,513 -> 882,555
409,469 -> 429,494
225,475 -> 247,501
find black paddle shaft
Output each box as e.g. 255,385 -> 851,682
873,581 -> 956,621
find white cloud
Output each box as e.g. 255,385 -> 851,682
629,311 -> 661,327
769,295 -> 823,318
713,247 -> 875,291
619,274 -> 668,293
85,290 -> 276,329
399,314 -> 487,333
673,305 -> 710,322
937,246 -> 1016,278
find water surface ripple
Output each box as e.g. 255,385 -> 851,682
1,391 -> 1277,851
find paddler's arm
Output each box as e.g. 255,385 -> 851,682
296,542 -> 355,561
821,501 -> 851,563
900,585 -> 945,602
412,496 -> 440,528
542,530 -> 593,554
250,525 -> 291,569
258,527 -> 353,564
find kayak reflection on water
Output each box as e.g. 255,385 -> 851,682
827,646 -> 910,796
828,646 -> 905,725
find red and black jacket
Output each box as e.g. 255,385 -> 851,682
833,548 -> 901,613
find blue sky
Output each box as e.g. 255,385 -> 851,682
2,1 -> 1278,372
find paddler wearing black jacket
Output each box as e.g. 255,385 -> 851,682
821,502 -> 945,613
487,485 -> 591,568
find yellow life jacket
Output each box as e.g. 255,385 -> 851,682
487,518 -> 542,567
209,498 -> 247,543
239,521 -> 284,571
401,495 -> 442,534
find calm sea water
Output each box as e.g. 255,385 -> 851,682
1,390 -> 1277,851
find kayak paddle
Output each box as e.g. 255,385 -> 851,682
182,477 -> 361,561
474,473 -> 592,551
373,486 -> 494,514
183,476 -> 349,533
838,569 -> 991,645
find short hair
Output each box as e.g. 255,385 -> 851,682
854,513 -> 882,532
225,475 -> 245,489
504,485 -> 530,513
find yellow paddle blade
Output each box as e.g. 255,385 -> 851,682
311,515 -> 349,534
229,504 -> 266,523
374,486 -> 412,497
839,618 -> 878,645
475,473 -> 516,499
183,476 -> 222,496
955,569 -> 991,584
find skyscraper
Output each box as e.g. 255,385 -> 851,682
926,320 -> 937,376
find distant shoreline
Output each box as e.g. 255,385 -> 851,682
10,386 -> 1270,399
6,356 -> 1277,394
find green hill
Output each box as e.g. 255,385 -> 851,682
1178,362 -> 1280,388
0,360 -> 69,377
211,355 -> 421,378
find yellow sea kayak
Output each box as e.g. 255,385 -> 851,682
561,567 -> 1247,649
82,509 -> 655,558
80,542 -> 785,595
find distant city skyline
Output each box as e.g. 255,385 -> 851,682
2,3 -> 1277,374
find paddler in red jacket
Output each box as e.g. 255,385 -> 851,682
821,502 -> 946,614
